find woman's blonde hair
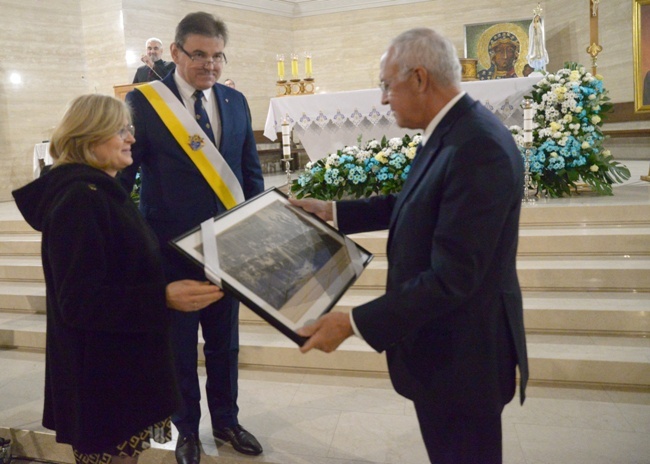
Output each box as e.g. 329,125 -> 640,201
49,94 -> 131,170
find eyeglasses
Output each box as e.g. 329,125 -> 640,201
177,44 -> 227,66
379,68 -> 415,94
118,124 -> 135,140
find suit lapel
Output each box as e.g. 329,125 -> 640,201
387,94 -> 477,236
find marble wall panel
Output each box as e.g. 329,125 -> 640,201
0,0 -> 644,201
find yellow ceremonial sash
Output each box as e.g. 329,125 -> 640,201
137,82 -> 245,209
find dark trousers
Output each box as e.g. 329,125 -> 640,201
414,402 -> 503,464
170,293 -> 240,436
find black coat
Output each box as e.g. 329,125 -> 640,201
12,163 -> 179,453
132,60 -> 176,83
338,94 -> 528,416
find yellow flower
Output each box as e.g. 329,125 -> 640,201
550,152 -> 558,158
590,165 -> 599,172
375,151 -> 388,164
591,115 -> 601,124
406,146 -> 417,160
569,70 -> 581,82
582,141 -> 591,149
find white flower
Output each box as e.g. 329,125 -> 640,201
581,141 -> 591,149
367,140 -> 380,149
591,115 -> 601,124
388,137 -> 403,149
550,152 -> 558,158
590,165 -> 599,172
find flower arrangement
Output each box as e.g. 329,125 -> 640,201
509,62 -> 630,197
290,133 -> 421,200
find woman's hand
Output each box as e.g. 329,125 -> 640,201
166,280 -> 224,312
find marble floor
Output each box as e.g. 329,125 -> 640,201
1,349 -> 649,464
1,161 -> 649,464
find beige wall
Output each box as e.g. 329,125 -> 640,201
0,0 -> 643,199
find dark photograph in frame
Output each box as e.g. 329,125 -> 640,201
170,188 -> 373,346
633,0 -> 650,112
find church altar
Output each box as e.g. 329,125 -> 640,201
33,142 -> 52,178
264,75 -> 542,161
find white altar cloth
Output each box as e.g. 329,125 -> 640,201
264,76 -> 542,161
33,142 -> 52,178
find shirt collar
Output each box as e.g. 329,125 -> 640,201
420,91 -> 466,147
173,71 -> 213,104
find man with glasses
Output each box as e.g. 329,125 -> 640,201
132,37 -> 176,83
119,11 -> 264,464
290,28 -> 528,464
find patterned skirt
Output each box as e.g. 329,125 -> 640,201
72,417 -> 171,464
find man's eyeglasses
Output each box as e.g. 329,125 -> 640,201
118,124 -> 135,140
379,68 -> 415,94
177,44 -> 227,66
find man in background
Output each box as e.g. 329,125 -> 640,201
119,12 -> 264,464
290,27 -> 528,464
132,37 -> 176,83
224,78 -> 236,89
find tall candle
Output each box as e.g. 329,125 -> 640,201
282,122 -> 291,156
304,52 -> 312,78
523,131 -> 533,144
291,54 -> 299,79
276,54 -> 285,80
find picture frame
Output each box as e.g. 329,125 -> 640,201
464,19 -> 533,80
633,0 -> 650,113
170,188 -> 373,346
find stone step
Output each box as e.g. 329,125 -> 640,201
519,202 -> 650,227
2,309 -> 648,389
353,256 -> 650,292
0,256 -> 43,281
2,282 -> 648,337
0,233 -> 41,255
349,226 -> 650,258
241,289 -> 650,336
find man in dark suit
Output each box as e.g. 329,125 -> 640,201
290,27 -> 528,464
119,12 -> 264,464
132,37 -> 176,83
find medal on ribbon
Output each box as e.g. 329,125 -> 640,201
189,134 -> 205,151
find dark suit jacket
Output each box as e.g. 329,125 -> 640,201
119,71 -> 264,280
337,94 -> 528,416
132,60 -> 176,83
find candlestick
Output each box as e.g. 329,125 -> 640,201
276,54 -> 285,81
304,52 -> 313,79
291,53 -> 299,80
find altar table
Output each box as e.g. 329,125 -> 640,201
264,76 -> 542,161
33,142 -> 52,178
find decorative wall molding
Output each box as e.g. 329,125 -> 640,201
188,0 -> 432,17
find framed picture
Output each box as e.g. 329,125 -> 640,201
171,188 -> 373,346
633,0 -> 650,113
464,19 -> 533,80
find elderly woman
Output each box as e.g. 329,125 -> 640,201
12,94 -> 223,464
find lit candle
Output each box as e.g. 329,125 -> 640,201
304,52 -> 312,78
276,54 -> 285,81
291,53 -> 299,79
282,121 -> 291,156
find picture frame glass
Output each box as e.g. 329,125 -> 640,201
171,188 -> 373,345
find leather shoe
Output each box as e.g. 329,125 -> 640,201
175,433 -> 201,464
212,424 -> 262,456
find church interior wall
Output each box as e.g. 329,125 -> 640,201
0,0 -> 645,200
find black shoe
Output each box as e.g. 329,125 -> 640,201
175,433 -> 201,464
212,424 -> 263,456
